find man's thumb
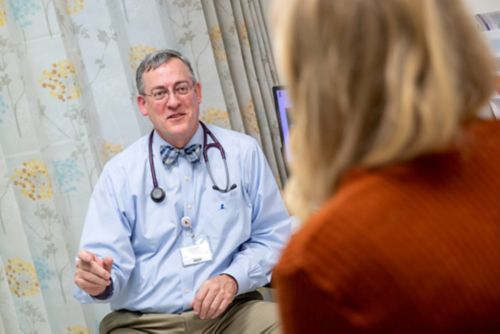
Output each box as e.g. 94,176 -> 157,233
102,257 -> 113,273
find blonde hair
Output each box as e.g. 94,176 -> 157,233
272,0 -> 496,221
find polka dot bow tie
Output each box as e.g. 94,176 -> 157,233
160,144 -> 202,165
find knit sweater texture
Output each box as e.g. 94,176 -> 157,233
274,120 -> 500,334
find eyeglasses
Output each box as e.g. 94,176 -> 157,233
142,81 -> 195,101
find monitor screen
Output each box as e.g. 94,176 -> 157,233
272,86 -> 292,161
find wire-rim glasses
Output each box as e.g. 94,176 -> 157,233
142,81 -> 195,101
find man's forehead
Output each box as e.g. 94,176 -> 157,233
145,58 -> 190,76
142,60 -> 193,85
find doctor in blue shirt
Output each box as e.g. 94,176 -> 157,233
73,49 -> 292,333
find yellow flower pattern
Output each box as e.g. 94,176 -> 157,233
209,26 -> 227,62
0,0 -> 6,27
65,0 -> 85,15
0,0 -> 287,330
102,141 -> 123,161
64,325 -> 89,334
5,258 -> 41,298
129,45 -> 157,74
242,100 -> 259,135
11,160 -> 53,201
239,23 -> 249,47
201,108 -> 230,128
40,60 -> 81,102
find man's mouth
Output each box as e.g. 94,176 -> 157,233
168,113 -> 185,120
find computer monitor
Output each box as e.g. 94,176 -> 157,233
272,86 -> 292,160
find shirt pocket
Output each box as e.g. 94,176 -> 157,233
200,188 -> 251,242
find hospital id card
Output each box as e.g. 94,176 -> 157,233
180,239 -> 213,266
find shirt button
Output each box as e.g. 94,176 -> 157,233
186,204 -> 192,210
183,288 -> 190,294
184,176 -> 190,182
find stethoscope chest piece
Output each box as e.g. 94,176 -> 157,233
151,186 -> 166,203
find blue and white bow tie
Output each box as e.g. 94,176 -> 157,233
160,144 -> 202,165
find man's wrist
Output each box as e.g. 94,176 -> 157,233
220,273 -> 239,294
92,279 -> 114,300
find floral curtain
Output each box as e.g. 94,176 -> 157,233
0,0 -> 282,332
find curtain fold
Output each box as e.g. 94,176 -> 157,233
203,0 -> 286,185
0,0 -> 285,332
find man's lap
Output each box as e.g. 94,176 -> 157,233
100,291 -> 280,334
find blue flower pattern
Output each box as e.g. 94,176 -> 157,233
0,95 -> 7,124
54,158 -> 84,193
34,257 -> 55,290
7,0 -> 41,28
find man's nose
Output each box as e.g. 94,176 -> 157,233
166,92 -> 181,108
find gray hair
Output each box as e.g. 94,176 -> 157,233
135,49 -> 196,94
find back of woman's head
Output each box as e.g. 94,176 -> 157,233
272,0 -> 496,220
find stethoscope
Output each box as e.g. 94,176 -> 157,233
148,121 -> 237,203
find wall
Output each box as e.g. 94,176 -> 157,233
464,0 -> 500,14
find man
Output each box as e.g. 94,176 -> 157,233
74,49 -> 291,333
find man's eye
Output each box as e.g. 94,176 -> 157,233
153,91 -> 167,98
176,85 -> 189,94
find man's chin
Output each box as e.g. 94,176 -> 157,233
165,122 -> 189,134
158,121 -> 197,143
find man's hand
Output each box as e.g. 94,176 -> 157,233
74,249 -> 113,297
192,274 -> 238,320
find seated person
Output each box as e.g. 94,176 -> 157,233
271,0 -> 500,333
74,49 -> 292,333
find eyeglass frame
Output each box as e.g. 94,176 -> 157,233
136,49 -> 196,97
141,80 -> 197,101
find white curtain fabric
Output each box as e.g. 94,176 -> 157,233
0,0 -> 283,332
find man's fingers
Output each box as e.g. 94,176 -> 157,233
102,257 -> 113,273
74,273 -> 107,290
76,266 -> 110,286
198,289 -> 217,319
74,262 -> 109,297
78,260 -> 111,280
77,250 -> 96,263
192,275 -> 237,319
192,285 -> 209,314
205,294 -> 224,319
74,275 -> 107,296
211,298 -> 231,319
74,250 -> 113,294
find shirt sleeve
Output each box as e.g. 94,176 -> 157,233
73,164 -> 136,303
222,139 -> 292,293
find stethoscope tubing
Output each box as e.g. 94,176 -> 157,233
148,121 -> 236,203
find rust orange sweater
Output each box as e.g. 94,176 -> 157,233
274,120 -> 500,333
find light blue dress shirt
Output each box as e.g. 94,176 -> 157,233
74,123 -> 292,313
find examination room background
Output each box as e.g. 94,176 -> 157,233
0,0 -> 285,332
0,0 -> 498,333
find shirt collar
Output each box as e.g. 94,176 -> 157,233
152,122 -> 203,154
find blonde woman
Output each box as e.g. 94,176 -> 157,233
272,0 -> 500,333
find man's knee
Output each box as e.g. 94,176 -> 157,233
220,299 -> 280,334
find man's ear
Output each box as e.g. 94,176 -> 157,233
194,82 -> 202,104
137,95 -> 149,116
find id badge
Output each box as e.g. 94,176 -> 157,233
180,239 -> 213,266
